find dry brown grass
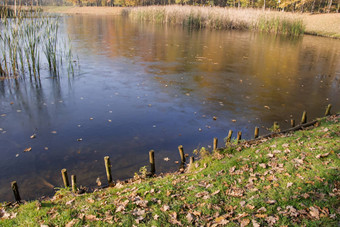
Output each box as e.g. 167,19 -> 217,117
42,6 -> 340,38
42,6 -> 123,15
302,13 -> 340,38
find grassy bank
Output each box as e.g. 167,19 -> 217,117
1,115 -> 339,226
42,6 -> 340,38
125,6 -> 305,36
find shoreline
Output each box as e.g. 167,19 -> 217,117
1,113 -> 339,225
40,6 -> 340,39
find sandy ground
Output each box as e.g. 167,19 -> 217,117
42,6 -> 340,38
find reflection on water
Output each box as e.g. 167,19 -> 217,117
0,15 -> 339,201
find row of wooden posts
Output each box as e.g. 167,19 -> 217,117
9,104 -> 333,202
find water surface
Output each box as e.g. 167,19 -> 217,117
0,15 -> 339,201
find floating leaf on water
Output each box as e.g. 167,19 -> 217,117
1,114 -> 6,117
15,154 -> 19,157
10,102 -> 14,105
51,131 -> 57,134
30,134 -> 36,139
16,110 -> 22,113
24,147 -> 32,152
164,157 -> 170,161
108,119 -> 112,122
264,105 -> 271,110
77,138 -> 83,142
89,118 -> 94,120
213,116 -> 217,120
198,128 -> 202,132
44,147 -> 48,151
232,119 -> 237,122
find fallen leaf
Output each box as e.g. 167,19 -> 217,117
264,105 -> 270,110
65,198 -> 75,206
309,206 -> 320,219
162,205 -> 170,211
265,216 -> 277,225
246,204 -> 255,210
85,214 -> 99,221
257,207 -> 267,213
65,219 -> 78,227
259,163 -> 266,169
287,182 -> 293,188
266,200 -> 277,204
186,213 -> 194,222
164,157 -> 170,161
240,218 -> 250,227
252,219 -> 260,227
316,153 -> 329,159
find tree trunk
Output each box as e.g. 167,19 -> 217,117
311,0 -> 316,12
327,0 -> 333,12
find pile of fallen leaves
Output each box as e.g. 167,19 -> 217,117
1,115 -> 339,226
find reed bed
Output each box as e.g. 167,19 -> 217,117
0,12 -> 76,80
125,6 -> 305,36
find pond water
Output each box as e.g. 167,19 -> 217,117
0,15 -> 340,202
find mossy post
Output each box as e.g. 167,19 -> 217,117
61,168 -> 69,188
226,130 -> 233,144
213,138 -> 218,151
301,111 -> 307,124
11,181 -> 21,202
178,145 -> 186,163
325,104 -> 332,116
254,127 -> 259,139
149,150 -> 155,175
236,131 -> 242,144
273,121 -> 279,132
291,119 -> 295,127
71,175 -> 77,193
104,156 -> 112,184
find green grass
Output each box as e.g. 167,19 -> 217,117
1,115 -> 339,226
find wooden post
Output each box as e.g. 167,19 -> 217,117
61,169 -> 69,188
178,145 -> 186,163
11,181 -> 21,202
189,156 -> 194,165
301,111 -> 307,124
290,119 -> 295,128
254,127 -> 259,139
149,150 -> 155,175
236,131 -> 242,144
71,175 -> 77,193
273,121 -> 279,132
325,104 -> 332,116
213,138 -> 218,151
104,156 -> 112,184
226,130 -> 233,144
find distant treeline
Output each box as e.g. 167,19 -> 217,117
1,0 -> 339,13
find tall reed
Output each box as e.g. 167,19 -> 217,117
125,6 -> 305,36
0,12 -> 77,80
